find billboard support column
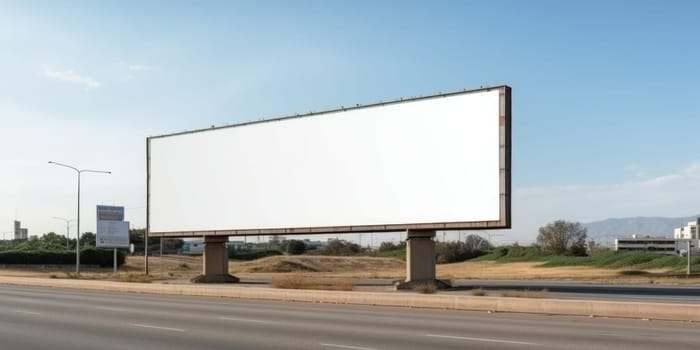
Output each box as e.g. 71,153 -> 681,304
191,236 -> 239,283
395,230 -> 450,290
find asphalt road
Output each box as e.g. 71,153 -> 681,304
1,285 -> 699,350
449,279 -> 700,303
240,276 -> 700,303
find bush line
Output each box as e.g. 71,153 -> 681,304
0,249 -> 125,267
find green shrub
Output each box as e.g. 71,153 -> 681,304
436,241 -> 487,264
322,240 -> 362,256
285,240 -> 306,255
476,245 -> 549,262
0,249 -> 125,267
81,248 -> 126,267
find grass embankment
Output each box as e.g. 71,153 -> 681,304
476,246 -> 700,274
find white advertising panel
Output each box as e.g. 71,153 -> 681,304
96,205 -> 130,248
148,86 -> 511,236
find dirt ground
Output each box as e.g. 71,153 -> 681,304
0,255 -> 697,285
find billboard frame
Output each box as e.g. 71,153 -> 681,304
147,85 -> 511,238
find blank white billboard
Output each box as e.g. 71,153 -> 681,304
148,86 -> 511,236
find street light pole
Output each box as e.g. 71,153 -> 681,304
52,217 -> 75,249
49,161 -> 110,275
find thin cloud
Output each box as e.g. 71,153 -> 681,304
42,66 -> 101,90
515,161 -> 700,228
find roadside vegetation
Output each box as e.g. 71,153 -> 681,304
0,232 -> 127,267
0,229 -> 186,269
3,219 -> 698,284
477,245 -> 700,274
474,219 -> 700,275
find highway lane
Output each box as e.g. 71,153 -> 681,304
0,285 -> 698,350
241,276 -> 700,303
449,279 -> 700,303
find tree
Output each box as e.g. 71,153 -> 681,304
13,233 -> 71,251
130,229 -> 145,248
323,239 -> 361,256
536,220 -> 587,255
464,234 -> 491,252
285,240 -> 306,255
378,241 -> 406,252
80,232 -> 96,248
435,238 -> 491,264
40,232 -> 69,250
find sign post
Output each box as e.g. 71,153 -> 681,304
96,205 -> 130,276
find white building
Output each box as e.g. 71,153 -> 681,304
615,237 -> 681,254
674,219 -> 699,239
13,220 -> 28,240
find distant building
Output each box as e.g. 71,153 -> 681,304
674,219 -> 699,239
614,218 -> 700,255
13,220 -> 28,240
615,237 -> 680,254
615,235 -> 699,255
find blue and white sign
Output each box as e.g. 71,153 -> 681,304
96,205 -> 130,248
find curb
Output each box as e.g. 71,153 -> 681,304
1,276 -> 698,322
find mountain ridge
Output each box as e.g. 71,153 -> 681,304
583,214 -> 699,240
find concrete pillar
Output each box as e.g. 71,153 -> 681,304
395,230 -> 450,290
406,230 -> 436,281
191,236 -> 239,283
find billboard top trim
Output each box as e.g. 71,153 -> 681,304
147,85 -> 511,140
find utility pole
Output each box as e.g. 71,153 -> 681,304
52,217 -> 75,249
688,240 -> 692,276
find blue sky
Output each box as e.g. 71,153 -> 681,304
1,0 -> 699,244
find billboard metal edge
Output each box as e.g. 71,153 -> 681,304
147,85 -> 509,141
145,137 -> 151,273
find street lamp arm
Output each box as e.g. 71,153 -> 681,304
48,161 -> 79,173
49,161 -> 111,175
52,217 -> 76,223
80,169 -> 112,175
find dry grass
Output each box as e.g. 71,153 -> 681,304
233,256 -> 404,278
271,275 -> 356,291
471,288 -> 488,296
438,261 -> 622,280
501,289 -> 549,298
119,273 -> 154,283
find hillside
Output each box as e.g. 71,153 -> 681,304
584,215 -> 699,240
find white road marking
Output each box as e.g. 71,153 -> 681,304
12,310 -> 41,316
218,316 -> 270,324
129,323 -> 185,332
320,343 -> 379,350
96,306 -> 130,312
425,334 -> 537,346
